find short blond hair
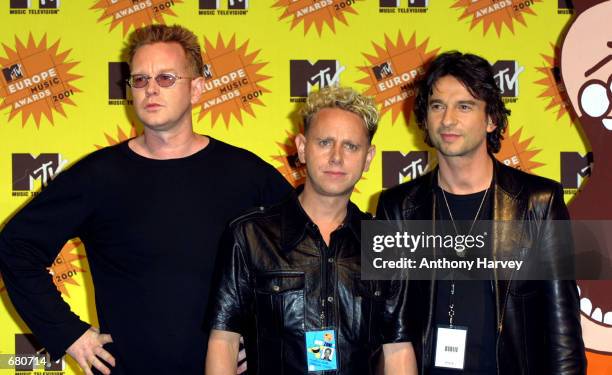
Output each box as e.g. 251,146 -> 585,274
300,86 -> 379,142
125,24 -> 203,77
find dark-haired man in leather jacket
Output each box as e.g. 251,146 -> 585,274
206,86 -> 417,375
376,52 -> 586,375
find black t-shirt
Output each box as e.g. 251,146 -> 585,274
431,187 -> 497,375
0,137 -> 293,374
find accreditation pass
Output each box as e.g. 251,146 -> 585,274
434,325 -> 468,370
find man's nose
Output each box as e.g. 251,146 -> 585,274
145,77 -> 160,96
441,108 -> 455,126
329,145 -> 343,165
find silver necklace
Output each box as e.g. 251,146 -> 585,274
440,178 -> 489,257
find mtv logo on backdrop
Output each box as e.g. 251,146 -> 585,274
12,153 -> 68,193
492,60 -> 524,100
372,62 -> 394,81
286,153 -> 301,169
379,0 -> 428,8
199,0 -> 248,13
2,63 -> 24,82
10,0 -> 31,8
203,64 -> 214,79
382,151 -> 429,188
558,0 -> 573,9
228,0 -> 247,9
380,0 -> 400,6
561,152 -> 592,190
408,0 -> 428,6
108,62 -> 131,102
39,0 -> 59,8
289,60 -> 345,99
199,0 -> 219,9
15,334 -> 64,371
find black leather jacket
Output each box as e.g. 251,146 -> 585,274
208,192 -> 412,374
376,159 -> 586,375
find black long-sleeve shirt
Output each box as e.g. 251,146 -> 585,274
0,137 -> 292,374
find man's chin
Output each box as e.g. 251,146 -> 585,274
310,182 -> 355,199
141,120 -> 173,132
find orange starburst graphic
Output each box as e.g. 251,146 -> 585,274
272,0 -> 361,36
47,239 -> 86,298
534,44 -> 575,123
95,124 -> 138,149
495,125 -> 544,173
0,34 -> 81,127
195,34 -> 271,127
91,0 -> 183,36
357,32 -> 439,124
451,0 -> 542,36
273,130 -> 307,187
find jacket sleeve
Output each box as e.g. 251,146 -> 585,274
0,163 -> 92,360
382,279 -> 418,344
540,183 -> 586,374
376,189 -> 393,220
207,224 -> 253,334
376,190 -> 419,344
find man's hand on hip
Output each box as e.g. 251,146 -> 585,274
66,326 -> 115,375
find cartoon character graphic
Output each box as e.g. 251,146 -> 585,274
561,0 -> 612,372
323,332 -> 334,347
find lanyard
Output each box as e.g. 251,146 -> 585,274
448,280 -> 456,327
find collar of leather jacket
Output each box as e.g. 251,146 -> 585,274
400,157 -> 524,214
280,185 -> 371,252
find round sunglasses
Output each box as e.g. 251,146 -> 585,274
126,73 -> 194,88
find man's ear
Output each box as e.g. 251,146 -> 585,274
295,133 -> 307,164
363,144 -> 376,172
486,117 -> 497,133
190,77 -> 204,104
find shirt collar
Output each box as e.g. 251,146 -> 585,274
280,185 -> 366,252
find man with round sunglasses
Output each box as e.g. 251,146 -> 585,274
0,24 -> 291,374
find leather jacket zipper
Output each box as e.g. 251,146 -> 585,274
494,273 -> 512,375
320,240 -> 328,327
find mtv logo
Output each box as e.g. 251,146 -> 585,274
289,60 -> 345,98
372,62 -> 393,81
39,0 -> 59,8
408,0 -> 428,6
492,60 -> 524,97
203,64 -> 214,80
380,0 -> 400,6
2,64 -> 24,82
382,151 -> 429,188
12,153 -> 68,191
228,0 -> 247,9
558,0 -> 574,9
286,153 -> 301,169
108,62 -> 131,100
10,0 -> 31,8
199,0 -> 219,9
15,334 -> 64,371
560,152 -> 592,189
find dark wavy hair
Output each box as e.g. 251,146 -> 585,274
414,51 -> 510,153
